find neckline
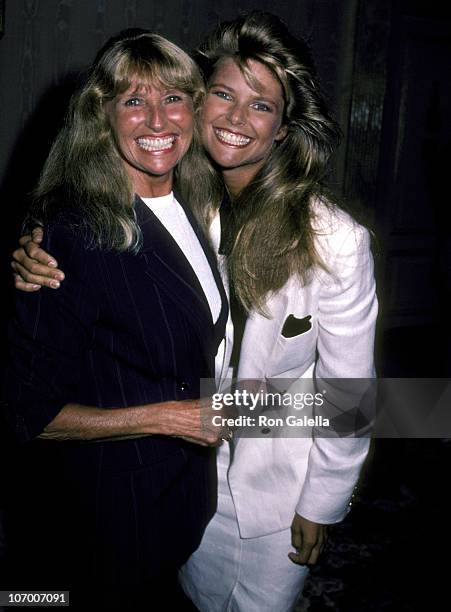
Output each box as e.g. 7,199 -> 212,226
140,191 -> 174,209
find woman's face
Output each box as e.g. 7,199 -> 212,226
106,81 -> 194,197
201,58 -> 287,193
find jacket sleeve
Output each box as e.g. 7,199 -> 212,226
295,223 -> 378,523
2,222 -> 98,442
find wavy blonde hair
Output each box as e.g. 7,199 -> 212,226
27,28 -> 209,251
194,12 -> 342,313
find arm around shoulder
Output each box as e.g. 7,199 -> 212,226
12,226 -> 66,291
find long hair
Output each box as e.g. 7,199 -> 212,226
195,11 -> 342,313
26,28 -> 208,251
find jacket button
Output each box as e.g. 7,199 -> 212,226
178,381 -> 189,392
261,427 -> 271,434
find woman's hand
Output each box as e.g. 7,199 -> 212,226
161,399 -> 231,447
12,227 -> 65,291
288,513 -> 328,565
38,398 -> 231,447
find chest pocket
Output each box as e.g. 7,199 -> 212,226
281,314 -> 312,338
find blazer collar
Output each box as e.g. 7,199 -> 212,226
173,188 -> 229,349
134,193 -> 229,355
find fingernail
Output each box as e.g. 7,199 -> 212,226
50,280 -> 60,289
54,273 -> 65,281
31,284 -> 40,290
48,260 -> 57,267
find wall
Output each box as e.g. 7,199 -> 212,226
0,0 -> 353,206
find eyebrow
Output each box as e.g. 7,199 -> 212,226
208,81 -> 281,107
122,84 -> 185,96
208,82 -> 234,92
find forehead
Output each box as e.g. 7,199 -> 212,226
211,57 -> 284,100
117,80 -> 186,96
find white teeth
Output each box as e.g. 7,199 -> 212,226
136,136 -> 175,151
215,129 -> 251,146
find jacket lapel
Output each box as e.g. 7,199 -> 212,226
134,194 -> 228,354
173,189 -> 229,349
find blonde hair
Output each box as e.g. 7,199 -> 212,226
27,29 -> 207,251
194,12 -> 342,313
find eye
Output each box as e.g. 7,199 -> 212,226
124,97 -> 142,107
211,90 -> 232,101
251,102 -> 272,113
165,94 -> 183,103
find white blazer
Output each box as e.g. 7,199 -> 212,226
211,198 -> 378,538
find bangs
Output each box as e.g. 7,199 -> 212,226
237,57 -> 263,93
111,42 -> 203,100
235,55 -> 289,105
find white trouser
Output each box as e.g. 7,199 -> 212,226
179,445 -> 309,612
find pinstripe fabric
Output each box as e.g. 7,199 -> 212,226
2,193 -> 228,601
5,195 -> 228,440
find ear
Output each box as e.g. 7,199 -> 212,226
275,123 -> 288,142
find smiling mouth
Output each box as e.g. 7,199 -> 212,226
214,128 -> 251,147
136,136 -> 176,152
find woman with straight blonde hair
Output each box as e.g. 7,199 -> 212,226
3,28 -> 230,611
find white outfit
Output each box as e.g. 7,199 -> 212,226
181,443 -> 309,612
179,198 -> 378,611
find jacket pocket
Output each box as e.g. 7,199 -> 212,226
281,314 -> 312,338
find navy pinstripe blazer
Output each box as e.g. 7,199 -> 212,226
2,192 -> 229,585
3,191 -> 228,472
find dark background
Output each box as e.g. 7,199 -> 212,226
1,1 -> 450,610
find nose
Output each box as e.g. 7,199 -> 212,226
226,102 -> 247,126
145,101 -> 167,132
